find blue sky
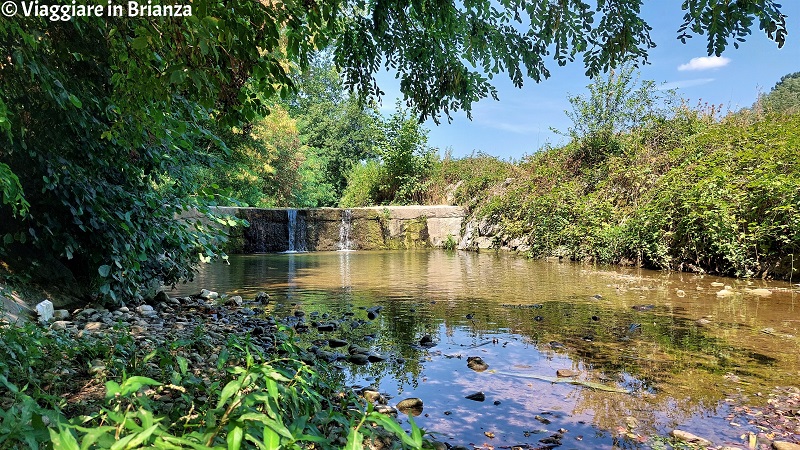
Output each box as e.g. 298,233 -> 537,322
376,2 -> 800,160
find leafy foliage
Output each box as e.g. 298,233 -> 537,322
340,104 -> 437,206
285,57 -> 385,204
0,319 -> 434,450
189,106 -> 309,208
1,0 -> 790,302
450,109 -> 800,279
758,71 -> 800,114
560,65 -> 676,163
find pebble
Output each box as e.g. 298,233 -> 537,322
396,398 -> 423,414
50,321 -> 72,330
199,289 -> 218,300
465,392 -> 485,402
556,369 -> 580,378
669,429 -> 713,447
136,305 -> 156,316
466,356 -> 489,372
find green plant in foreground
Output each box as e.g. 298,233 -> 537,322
0,319 -> 431,450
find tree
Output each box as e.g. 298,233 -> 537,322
189,105 -> 308,208
561,65 -> 676,162
340,103 -> 436,206
758,71 -> 800,113
0,0 -> 789,302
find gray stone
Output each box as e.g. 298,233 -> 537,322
154,290 -> 170,303
467,356 -> 489,372
374,405 -> 397,415
50,321 -> 72,330
136,305 -> 157,316
53,309 -> 70,320
367,353 -> 386,362
670,430 -> 712,447
328,338 -> 348,348
556,369 -> 580,378
35,300 -> 54,323
225,296 -> 243,307
360,389 -> 386,404
396,398 -> 423,416
199,289 -> 218,300
84,322 -> 104,331
348,354 -> 369,365
465,392 -> 486,402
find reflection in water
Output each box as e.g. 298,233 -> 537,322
172,250 -> 799,448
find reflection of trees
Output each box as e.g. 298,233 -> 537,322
175,250 -> 798,440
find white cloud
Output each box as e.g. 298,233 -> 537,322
678,56 -> 731,71
658,78 -> 716,90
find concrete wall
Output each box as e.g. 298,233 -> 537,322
184,206 -> 465,253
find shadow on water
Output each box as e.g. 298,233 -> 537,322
171,250 -> 800,448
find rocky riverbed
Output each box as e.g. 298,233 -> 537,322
5,286 -> 800,450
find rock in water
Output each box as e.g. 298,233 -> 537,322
419,335 -> 436,347
670,430 -> 713,447
225,296 -> 243,307
327,338 -> 348,348
773,442 -> 800,450
397,398 -> 423,416
36,300 -> 54,323
348,354 -> 369,365
556,369 -> 580,377
360,389 -> 386,404
375,405 -> 397,415
465,392 -> 486,402
467,356 -> 489,372
255,291 -> 270,304
199,289 -> 218,300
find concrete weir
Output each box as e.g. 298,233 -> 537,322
195,206 -> 465,253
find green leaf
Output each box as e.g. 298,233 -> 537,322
216,378 -> 242,409
131,36 -> 148,50
68,94 -> 82,108
119,376 -> 161,397
177,355 -> 188,375
105,380 -> 121,398
262,426 -> 281,449
98,265 -> 111,277
344,427 -> 364,450
226,425 -> 243,450
366,412 -> 417,447
120,424 -> 159,449
50,426 -> 81,450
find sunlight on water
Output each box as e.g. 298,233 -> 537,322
171,250 -> 799,448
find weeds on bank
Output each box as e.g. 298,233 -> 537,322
0,317 -> 433,449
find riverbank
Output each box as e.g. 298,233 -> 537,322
435,112 -> 800,281
4,257 -> 800,449
0,288 -> 440,449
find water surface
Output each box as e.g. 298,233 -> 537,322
171,250 -> 799,448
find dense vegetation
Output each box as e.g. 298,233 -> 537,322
432,72 -> 800,281
0,1 -> 790,304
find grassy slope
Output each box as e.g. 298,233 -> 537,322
437,112 -> 800,279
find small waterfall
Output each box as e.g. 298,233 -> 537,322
286,209 -> 306,252
338,209 -> 353,251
